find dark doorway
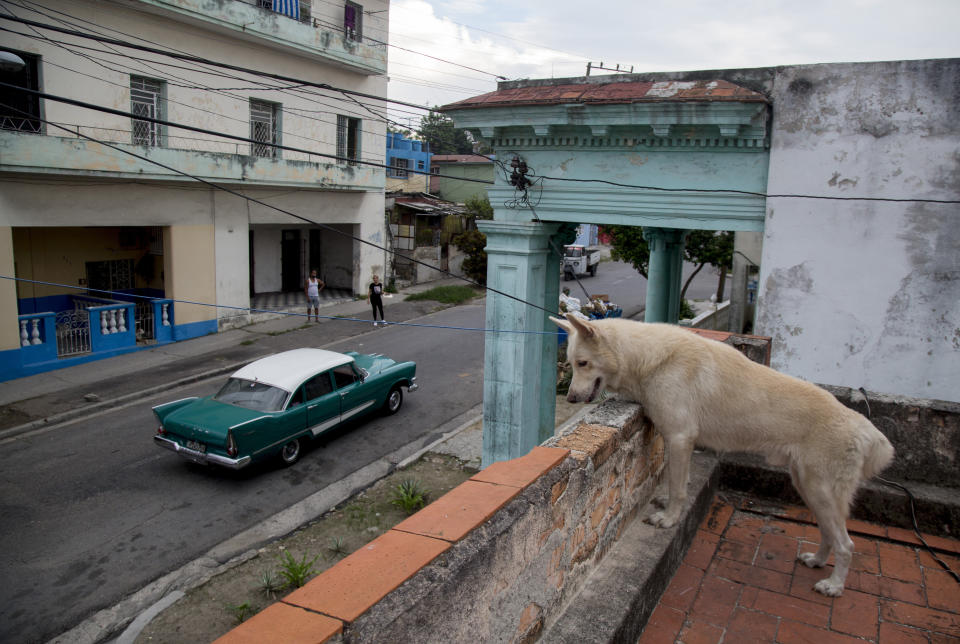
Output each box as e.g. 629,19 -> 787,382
281,229 -> 300,292
309,229 -> 322,278
248,230 -> 255,296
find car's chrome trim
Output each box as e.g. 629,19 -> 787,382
151,397 -> 199,412
154,435 -> 252,469
309,416 -> 341,437
408,377 -> 419,392
341,400 -> 376,421
229,416 -> 270,431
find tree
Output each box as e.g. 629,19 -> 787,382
453,229 -> 487,284
607,226 -> 734,302
464,195 -> 493,220
418,109 -> 474,155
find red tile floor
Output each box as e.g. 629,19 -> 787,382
639,493 -> 960,643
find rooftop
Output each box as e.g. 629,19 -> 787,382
230,348 -> 352,392
441,79 -> 769,111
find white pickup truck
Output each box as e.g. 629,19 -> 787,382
562,245 -> 601,280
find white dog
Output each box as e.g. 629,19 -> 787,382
551,316 -> 894,597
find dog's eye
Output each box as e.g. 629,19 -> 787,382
577,360 -> 588,368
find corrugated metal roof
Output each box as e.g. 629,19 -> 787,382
441,80 -> 768,111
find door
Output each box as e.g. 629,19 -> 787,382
281,229 -> 300,292
333,364 -> 376,423
301,372 -> 340,436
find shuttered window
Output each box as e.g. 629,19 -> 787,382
336,115 -> 360,165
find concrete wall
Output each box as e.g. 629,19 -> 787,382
164,225 -> 216,326
756,59 -> 960,403
0,227 -> 17,352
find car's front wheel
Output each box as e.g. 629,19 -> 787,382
384,386 -> 403,415
280,438 -> 301,466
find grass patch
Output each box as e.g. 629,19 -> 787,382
239,339 -> 257,346
405,285 -> 481,305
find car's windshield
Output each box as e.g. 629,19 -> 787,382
214,378 -> 289,412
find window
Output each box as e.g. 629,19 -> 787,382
257,0 -> 309,22
344,1 -> 362,41
250,99 -> 281,158
214,378 -> 289,412
430,166 -> 440,174
416,160 -> 425,171
336,115 -> 360,165
0,50 -> 41,133
390,157 -> 409,178
130,76 -> 164,146
332,364 -> 358,388
86,259 -> 134,292
303,372 -> 333,400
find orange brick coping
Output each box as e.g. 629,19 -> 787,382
214,446 -> 570,644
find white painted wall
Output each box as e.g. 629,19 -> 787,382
757,60 -> 960,403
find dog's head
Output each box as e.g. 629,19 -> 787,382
550,315 -> 613,404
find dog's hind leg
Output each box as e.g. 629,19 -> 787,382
648,434 -> 695,529
793,465 -> 855,597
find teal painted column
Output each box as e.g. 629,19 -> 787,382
477,219 -> 560,467
643,228 -> 688,324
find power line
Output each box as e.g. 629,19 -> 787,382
0,84 -> 494,184
0,101 -> 558,319
0,14 -> 433,112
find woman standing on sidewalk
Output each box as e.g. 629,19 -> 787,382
369,274 -> 385,327
305,269 -> 324,321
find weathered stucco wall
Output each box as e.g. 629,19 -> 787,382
756,59 -> 960,402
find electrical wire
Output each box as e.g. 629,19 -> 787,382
2,276 -> 560,336
0,101 -> 559,319
858,388 -> 960,585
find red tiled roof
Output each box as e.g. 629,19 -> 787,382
441,80 -> 767,110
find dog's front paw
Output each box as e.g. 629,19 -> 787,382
798,552 -> 826,568
647,510 -> 679,528
813,578 -> 844,597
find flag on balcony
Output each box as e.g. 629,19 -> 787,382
272,0 -> 300,20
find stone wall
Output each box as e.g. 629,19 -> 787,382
216,401 -> 664,644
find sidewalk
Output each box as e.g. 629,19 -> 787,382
0,278 -> 472,437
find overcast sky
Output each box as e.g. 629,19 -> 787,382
385,0 -> 960,128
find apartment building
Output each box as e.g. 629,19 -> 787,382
0,0 -> 389,380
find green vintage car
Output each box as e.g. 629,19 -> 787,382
153,348 -> 418,469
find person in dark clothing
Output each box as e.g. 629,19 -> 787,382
369,274 -> 385,327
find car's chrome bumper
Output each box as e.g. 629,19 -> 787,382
154,435 -> 252,470
408,377 -> 419,392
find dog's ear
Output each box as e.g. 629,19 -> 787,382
549,316 -> 573,334
564,315 -> 596,339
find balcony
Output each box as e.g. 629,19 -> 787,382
0,125 -> 384,191
129,0 -> 387,75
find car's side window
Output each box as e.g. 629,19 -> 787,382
288,388 -> 304,408
332,364 -> 358,389
303,372 -> 334,401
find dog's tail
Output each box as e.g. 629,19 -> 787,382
862,423 -> 895,481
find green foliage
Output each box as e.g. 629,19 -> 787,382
328,537 -> 348,556
391,479 -> 429,515
452,229 -> 487,285
556,344 -> 572,396
405,285 -> 480,304
416,227 -> 436,246
554,223 -> 579,248
226,602 -> 251,625
464,195 -> 493,220
606,225 -> 651,278
679,299 -> 696,320
257,570 -> 284,600
417,110 -> 474,155
276,550 -> 320,589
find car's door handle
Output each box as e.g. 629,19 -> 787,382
308,404 -> 317,410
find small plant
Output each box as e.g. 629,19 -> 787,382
257,569 -> 284,599
391,478 -> 429,515
276,550 -> 320,589
405,285 -> 480,305
227,601 -> 251,624
328,536 -> 348,556
239,339 -> 257,346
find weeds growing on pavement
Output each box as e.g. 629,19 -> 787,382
276,551 -> 320,588
328,536 -> 348,556
391,478 -> 429,515
226,602 -> 251,624
405,285 -> 481,305
257,570 -> 284,599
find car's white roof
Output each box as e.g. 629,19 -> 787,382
230,348 -> 353,392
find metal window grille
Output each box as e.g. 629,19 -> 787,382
130,76 -> 163,146
337,115 -> 360,165
250,100 -> 279,158
0,51 -> 42,133
344,1 -> 362,41
391,158 -> 409,178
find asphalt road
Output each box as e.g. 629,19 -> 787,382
0,304 -> 486,644
0,263 -> 718,642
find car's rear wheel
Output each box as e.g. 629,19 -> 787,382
384,386 -> 403,415
280,438 -> 301,466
